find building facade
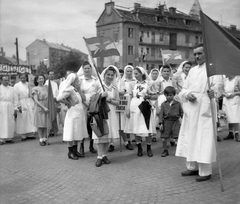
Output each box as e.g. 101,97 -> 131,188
96,1 -> 240,72
26,39 -> 88,71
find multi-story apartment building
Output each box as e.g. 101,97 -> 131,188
96,0 -> 240,72
26,39 -> 88,71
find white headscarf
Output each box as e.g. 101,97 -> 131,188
122,65 -> 135,80
77,62 -> 98,78
58,73 -> 76,98
100,65 -> 120,87
176,60 -> 188,75
149,68 -> 161,81
136,66 -> 150,81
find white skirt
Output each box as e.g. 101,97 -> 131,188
63,103 -> 88,141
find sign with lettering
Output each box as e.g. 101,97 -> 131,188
0,63 -> 32,76
116,96 -> 128,113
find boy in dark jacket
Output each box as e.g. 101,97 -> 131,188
159,86 -> 183,157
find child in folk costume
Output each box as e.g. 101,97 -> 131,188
57,73 -> 88,160
148,68 -> 161,142
14,73 -> 36,141
159,86 -> 183,157
93,66 -> 120,167
125,67 -> 158,157
115,65 -> 136,151
222,76 -> 240,142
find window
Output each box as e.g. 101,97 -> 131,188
146,64 -> 149,70
200,37 -> 203,43
156,16 -> 163,22
128,63 -> 133,65
147,31 -> 150,37
141,47 -> 143,54
114,32 -> 119,42
185,35 -> 189,43
146,47 -> 149,54
151,64 -> 155,69
185,50 -> 189,59
151,48 -> 155,56
185,20 -> 191,26
159,33 -> 164,41
128,28 -> 133,38
128,45 -> 133,55
195,36 -> 199,45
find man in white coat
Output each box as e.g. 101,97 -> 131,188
175,43 -> 218,182
0,76 -> 18,145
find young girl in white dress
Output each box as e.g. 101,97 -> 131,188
222,76 -> 240,142
57,73 -> 88,159
93,66 -> 120,167
125,67 -> 157,157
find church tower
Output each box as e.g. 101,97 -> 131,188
189,0 -> 202,20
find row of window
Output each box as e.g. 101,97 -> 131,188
129,28 -> 202,44
127,45 -> 190,59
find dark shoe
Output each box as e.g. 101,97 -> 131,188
223,132 -> 234,140
79,143 -> 85,157
21,138 -> 27,141
89,140 -> 97,153
108,145 -> 115,152
161,150 -> 169,157
235,133 -> 240,142
125,142 -> 134,150
73,145 -> 84,158
102,156 -> 111,164
147,145 -> 153,157
195,175 -> 211,182
170,140 -> 175,146
68,147 -> 79,160
217,136 -> 222,142
95,158 -> 102,167
6,140 -> 14,143
181,170 -> 199,176
39,141 -> 46,146
137,143 -> 143,156
0,141 -> 5,145
152,137 -> 157,142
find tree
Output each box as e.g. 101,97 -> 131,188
37,61 -> 48,75
53,52 -> 85,77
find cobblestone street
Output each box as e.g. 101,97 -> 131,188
0,128 -> 240,204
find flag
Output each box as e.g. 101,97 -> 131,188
47,79 -> 58,132
84,37 -> 120,58
161,49 -> 183,64
200,11 -> 240,77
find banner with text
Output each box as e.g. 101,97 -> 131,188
0,63 -> 32,76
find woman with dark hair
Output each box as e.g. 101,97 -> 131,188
14,73 -> 36,141
93,65 -> 120,167
125,67 -> 157,157
77,61 -> 101,155
32,74 -> 49,146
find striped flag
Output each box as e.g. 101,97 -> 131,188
84,37 -> 120,58
161,49 -> 183,64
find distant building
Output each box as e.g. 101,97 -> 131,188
96,0 -> 240,72
0,47 -> 26,65
26,39 -> 88,71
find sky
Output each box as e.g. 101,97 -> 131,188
0,0 -> 240,61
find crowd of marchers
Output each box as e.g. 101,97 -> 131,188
1,43 -> 240,182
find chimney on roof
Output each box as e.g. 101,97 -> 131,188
105,1 -> 115,11
230,25 -> 237,30
158,4 -> 164,15
169,7 -> 176,15
134,3 -> 141,10
0,47 -> 5,57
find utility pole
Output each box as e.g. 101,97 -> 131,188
15,38 -> 19,65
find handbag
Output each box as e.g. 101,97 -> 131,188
90,117 -> 109,137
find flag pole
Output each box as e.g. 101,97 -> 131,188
201,11 -> 224,192
83,37 -> 105,91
